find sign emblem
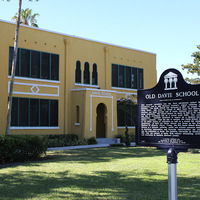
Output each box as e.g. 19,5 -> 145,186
164,71 -> 178,90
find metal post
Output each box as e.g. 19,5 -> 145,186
167,148 -> 178,200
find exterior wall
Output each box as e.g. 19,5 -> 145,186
0,21 -> 65,135
0,20 -> 157,138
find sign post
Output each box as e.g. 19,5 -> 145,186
167,148 -> 178,200
136,68 -> 200,199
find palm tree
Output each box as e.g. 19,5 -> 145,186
12,8 -> 39,27
6,0 -> 22,135
6,0 -> 39,135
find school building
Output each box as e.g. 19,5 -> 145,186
0,19 -> 157,139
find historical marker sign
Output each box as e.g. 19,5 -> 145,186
136,68 -> 200,150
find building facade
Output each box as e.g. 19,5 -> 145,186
0,20 -> 157,138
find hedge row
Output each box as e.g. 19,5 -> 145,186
0,134 -> 97,164
45,134 -> 97,147
0,135 -> 48,163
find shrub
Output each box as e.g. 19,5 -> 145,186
110,143 -> 125,147
77,139 -> 88,146
115,133 -> 135,144
129,134 -> 135,142
188,149 -> 200,153
0,135 -> 48,163
46,134 -> 80,147
87,137 -> 97,145
115,135 -> 126,143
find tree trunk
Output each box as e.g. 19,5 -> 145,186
5,0 -> 22,135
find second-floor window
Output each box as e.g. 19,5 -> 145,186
83,62 -> 90,84
75,60 -> 81,83
9,47 -> 59,81
92,63 -> 98,85
112,64 -> 143,89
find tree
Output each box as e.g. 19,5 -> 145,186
12,8 -> 39,27
117,94 -> 137,146
5,0 -> 38,135
182,45 -> 200,84
117,94 -> 137,127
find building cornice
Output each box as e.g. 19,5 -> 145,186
0,19 -> 156,55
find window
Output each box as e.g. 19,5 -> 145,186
119,65 -> 125,87
11,98 -> 19,126
131,68 -> 137,89
21,49 -> 30,77
126,67 -> 132,88
117,100 -> 137,127
40,99 -> 49,126
31,51 -> 40,78
50,100 -> 58,126
51,54 -> 59,80
112,64 -> 118,87
138,68 -> 144,89
19,98 -> 29,126
9,47 -> 19,76
30,98 -> 39,126
112,64 -> 144,89
92,63 -> 98,85
41,52 -> 50,80
75,61 -> 81,83
9,47 -> 59,81
11,97 -> 58,127
84,62 -> 90,84
76,105 -> 80,124
117,102 -> 125,126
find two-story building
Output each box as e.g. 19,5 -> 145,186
0,19 -> 157,139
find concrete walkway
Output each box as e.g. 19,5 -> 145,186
47,143 -> 136,151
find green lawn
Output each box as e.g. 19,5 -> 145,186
0,147 -> 199,200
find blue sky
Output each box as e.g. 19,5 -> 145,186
0,0 -> 199,82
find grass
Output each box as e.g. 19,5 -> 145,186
0,147 -> 199,200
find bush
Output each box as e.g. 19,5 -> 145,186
87,137 -> 97,145
115,134 -> 135,144
46,134 -> 80,147
129,134 -> 135,142
0,135 -> 48,163
188,149 -> 200,153
110,143 -> 125,147
115,135 -> 126,143
77,139 -> 88,146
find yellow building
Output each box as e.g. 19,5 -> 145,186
0,19 -> 157,139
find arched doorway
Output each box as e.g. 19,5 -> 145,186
96,103 -> 107,138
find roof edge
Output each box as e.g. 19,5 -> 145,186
0,19 -> 156,55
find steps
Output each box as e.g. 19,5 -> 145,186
96,138 -> 120,144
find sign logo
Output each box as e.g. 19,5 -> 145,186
164,72 -> 178,90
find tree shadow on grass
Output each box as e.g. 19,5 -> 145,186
43,147 -> 166,165
0,147 -> 199,199
0,169 -> 199,200
1,147 -> 165,169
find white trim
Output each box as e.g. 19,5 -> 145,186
90,95 -> 92,131
74,83 -> 99,88
8,82 -> 60,97
71,88 -> 116,93
0,19 -> 156,55
8,76 -> 60,83
118,126 -> 136,129
90,95 -> 114,132
112,87 -> 138,92
117,99 -> 138,103
11,126 -> 60,130
74,123 -> 80,126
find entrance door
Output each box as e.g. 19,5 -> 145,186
96,103 -> 107,138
